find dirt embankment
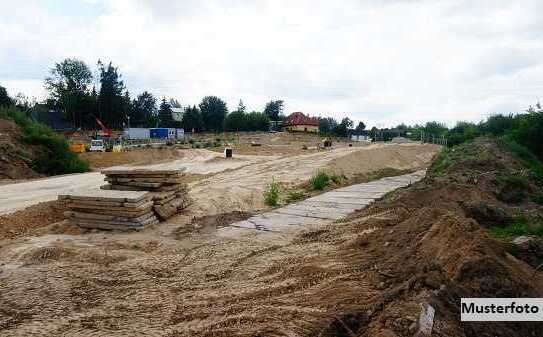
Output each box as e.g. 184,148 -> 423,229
0,119 -> 42,181
328,143 -> 438,178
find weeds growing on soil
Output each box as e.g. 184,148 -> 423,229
495,172 -> 530,203
264,180 -> 281,206
489,217 -> 543,238
309,170 -> 331,190
285,190 -> 306,203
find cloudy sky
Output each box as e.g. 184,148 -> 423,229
1,0 -> 543,127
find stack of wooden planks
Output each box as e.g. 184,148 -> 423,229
101,169 -> 191,220
59,190 -> 158,230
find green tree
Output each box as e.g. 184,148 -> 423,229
355,121 -> 366,134
44,58 -> 93,128
264,100 -> 284,121
483,114 -> 516,136
246,111 -> 270,131
224,100 -> 249,131
332,117 -> 353,137
424,121 -> 448,137
158,97 -> 174,127
199,96 -> 228,132
97,60 -> 125,128
131,91 -> 157,127
318,117 -> 338,135
0,85 -> 13,107
182,105 -> 204,132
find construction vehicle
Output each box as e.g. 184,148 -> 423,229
69,142 -> 86,153
94,117 -> 113,138
89,139 -> 106,152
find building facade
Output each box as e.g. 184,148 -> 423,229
283,112 -> 319,133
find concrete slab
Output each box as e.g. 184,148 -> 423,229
226,170 -> 427,233
271,207 -> 348,220
294,200 -> 367,210
58,189 -> 150,202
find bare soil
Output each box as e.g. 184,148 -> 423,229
0,119 -> 42,181
0,201 -> 67,241
0,142 -> 451,336
80,147 -> 186,170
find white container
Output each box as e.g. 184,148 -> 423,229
123,128 -> 150,139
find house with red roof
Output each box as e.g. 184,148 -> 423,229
283,112 -> 319,133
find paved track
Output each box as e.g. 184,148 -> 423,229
227,170 -> 426,232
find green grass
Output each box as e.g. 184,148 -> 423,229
264,180 -> 281,206
501,137 -> 543,184
495,172 -> 530,203
0,105 -> 89,175
285,190 -> 306,203
488,217 -> 543,238
429,149 -> 453,176
309,170 -> 331,190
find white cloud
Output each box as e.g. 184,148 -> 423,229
1,0 -> 543,127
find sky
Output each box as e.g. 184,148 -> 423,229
2,0 -> 543,128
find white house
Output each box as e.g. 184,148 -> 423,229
171,107 -> 184,122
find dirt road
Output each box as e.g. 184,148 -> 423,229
0,150 -> 270,215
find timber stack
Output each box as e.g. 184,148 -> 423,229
101,169 -> 191,220
60,190 -> 158,230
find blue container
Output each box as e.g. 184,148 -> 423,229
150,128 -> 169,139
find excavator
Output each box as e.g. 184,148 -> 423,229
89,116 -> 113,152
94,117 -> 113,138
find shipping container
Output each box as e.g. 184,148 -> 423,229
150,128 -> 169,139
123,128 -> 150,139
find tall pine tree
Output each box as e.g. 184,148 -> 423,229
158,97 -> 174,127
97,60 -> 125,128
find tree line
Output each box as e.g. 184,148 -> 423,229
36,58 -> 287,132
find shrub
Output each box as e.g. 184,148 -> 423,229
286,190 -> 306,203
0,105 -> 89,175
501,137 -> 543,184
429,149 -> 452,176
330,173 -> 343,184
264,181 -> 281,206
309,170 -> 331,190
488,217 -> 543,238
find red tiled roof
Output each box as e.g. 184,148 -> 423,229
284,112 -> 319,126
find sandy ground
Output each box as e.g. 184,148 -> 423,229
0,149 -> 270,215
0,142 -> 441,336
